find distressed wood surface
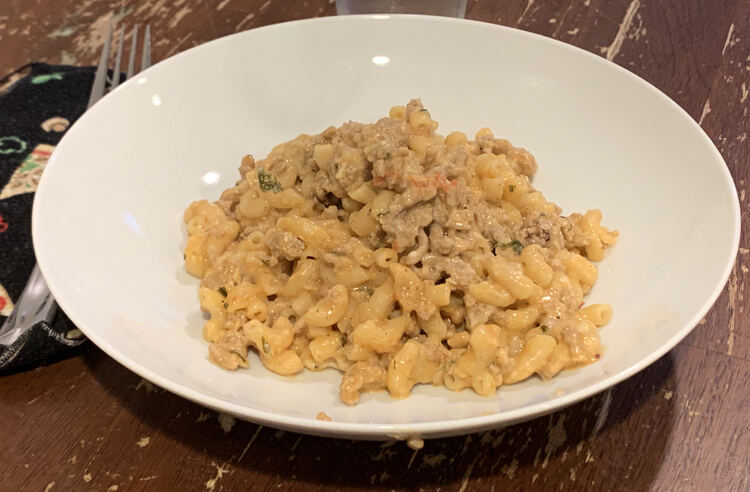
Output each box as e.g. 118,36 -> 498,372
1,1 -> 748,491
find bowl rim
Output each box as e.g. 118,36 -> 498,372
32,13 -> 742,439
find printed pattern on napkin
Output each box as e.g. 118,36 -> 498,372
0,282 -> 12,316
0,143 -> 55,199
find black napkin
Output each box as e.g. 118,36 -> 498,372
0,63 -> 96,370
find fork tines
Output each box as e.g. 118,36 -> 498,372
87,21 -> 152,109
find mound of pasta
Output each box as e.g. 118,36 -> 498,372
183,99 -> 618,405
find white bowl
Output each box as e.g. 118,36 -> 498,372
33,15 -> 740,440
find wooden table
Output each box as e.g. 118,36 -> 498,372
2,1 -> 748,490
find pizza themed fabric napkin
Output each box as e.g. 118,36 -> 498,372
0,63 -> 95,371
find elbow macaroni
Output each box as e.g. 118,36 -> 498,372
183,99 -> 618,405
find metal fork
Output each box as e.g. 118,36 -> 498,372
0,22 -> 151,348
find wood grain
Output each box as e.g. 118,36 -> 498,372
1,1 -> 748,491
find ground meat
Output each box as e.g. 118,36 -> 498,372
209,331 -> 248,370
518,211 -> 566,250
444,208 -> 474,230
426,222 -> 484,257
363,140 -> 393,165
473,202 -> 514,246
415,254 -> 478,288
430,145 -> 469,179
443,181 -> 472,210
381,202 -> 433,251
332,145 -> 368,193
442,256 -> 479,287
312,165 -> 346,199
372,149 -> 423,191
428,211 -> 481,251
362,117 -> 408,158
428,224 -> 452,255
430,197 -> 450,228
340,360 -> 387,405
464,294 -> 496,329
337,121 -> 366,147
265,229 -> 304,260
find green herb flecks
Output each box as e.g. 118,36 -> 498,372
508,184 -> 516,192
223,302 -> 229,310
508,239 -> 524,254
496,239 -> 524,255
261,259 -> 271,267
353,285 -> 374,296
340,333 -> 348,347
257,167 -> 283,193
541,325 -> 549,332
218,286 -> 228,297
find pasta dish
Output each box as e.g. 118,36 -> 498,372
183,100 -> 618,405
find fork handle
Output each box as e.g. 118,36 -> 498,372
0,265 -> 57,347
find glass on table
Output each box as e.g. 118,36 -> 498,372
335,0 -> 467,17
